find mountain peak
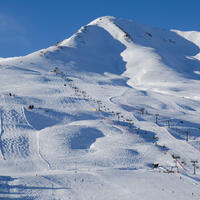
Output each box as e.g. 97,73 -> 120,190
88,16 -> 116,24
42,16 -> 200,96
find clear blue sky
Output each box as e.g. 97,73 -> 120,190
0,0 -> 200,57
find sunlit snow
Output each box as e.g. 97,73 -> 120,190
0,16 -> 200,200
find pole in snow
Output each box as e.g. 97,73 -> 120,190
186,131 -> 189,142
116,112 -> 121,121
191,160 -> 198,175
167,120 -> 170,128
97,100 -> 102,111
155,114 -> 159,124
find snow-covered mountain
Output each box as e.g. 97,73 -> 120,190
0,16 -> 200,200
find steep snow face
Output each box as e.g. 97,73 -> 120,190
46,18 -> 126,74
0,16 -> 200,200
90,17 -> 200,96
43,16 -> 200,97
173,30 -> 200,48
172,30 -> 200,61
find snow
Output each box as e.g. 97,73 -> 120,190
0,16 -> 200,199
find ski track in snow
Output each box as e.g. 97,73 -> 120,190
36,131 -> 52,170
0,110 -> 5,160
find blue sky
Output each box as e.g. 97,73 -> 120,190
0,0 -> 200,57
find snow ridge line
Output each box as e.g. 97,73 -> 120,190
0,110 -> 5,160
104,117 -> 145,144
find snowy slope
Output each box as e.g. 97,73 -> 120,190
0,16 -> 200,200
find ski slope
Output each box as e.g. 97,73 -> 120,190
0,16 -> 200,200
